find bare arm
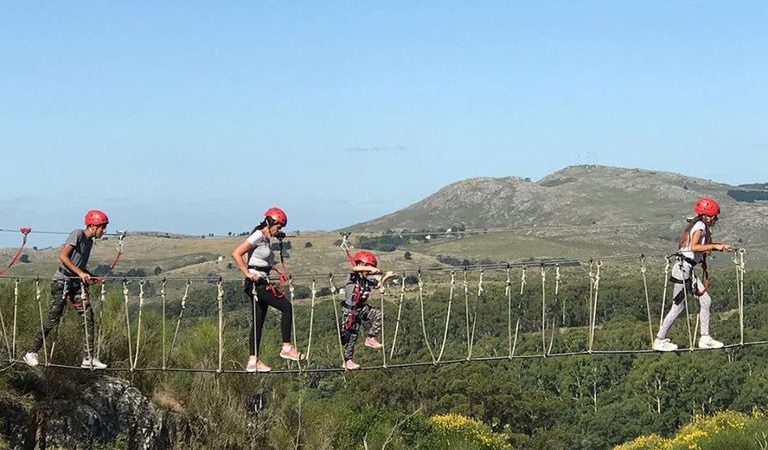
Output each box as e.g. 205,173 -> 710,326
232,240 -> 260,281
689,230 -> 733,253
59,244 -> 92,283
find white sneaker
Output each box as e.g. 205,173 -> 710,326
698,336 -> 724,349
653,338 -> 678,352
23,352 -> 39,367
81,357 -> 107,370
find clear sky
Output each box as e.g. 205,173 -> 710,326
1,1 -> 766,247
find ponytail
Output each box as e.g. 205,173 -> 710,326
251,220 -> 269,234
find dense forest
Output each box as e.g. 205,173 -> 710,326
1,262 -> 768,449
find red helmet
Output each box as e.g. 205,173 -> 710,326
264,207 -> 287,226
694,197 -> 720,216
84,209 -> 109,226
353,250 -> 378,267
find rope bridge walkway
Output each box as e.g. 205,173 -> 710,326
0,244 -> 759,375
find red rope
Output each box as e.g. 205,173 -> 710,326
0,227 -> 31,276
94,231 -> 126,283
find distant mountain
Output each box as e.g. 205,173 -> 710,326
345,165 -> 768,254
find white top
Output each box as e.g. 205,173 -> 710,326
245,230 -> 273,278
680,221 -> 707,264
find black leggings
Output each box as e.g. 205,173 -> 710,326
244,279 -> 293,356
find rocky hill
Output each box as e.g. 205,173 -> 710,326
346,165 -> 768,263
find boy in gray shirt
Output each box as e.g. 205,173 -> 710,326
23,209 -> 110,369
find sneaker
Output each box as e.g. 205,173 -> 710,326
653,338 -> 678,352
698,335 -> 724,349
246,359 -> 271,373
364,337 -> 383,349
80,357 -> 107,370
23,352 -> 39,367
279,346 -> 305,362
342,359 -> 360,370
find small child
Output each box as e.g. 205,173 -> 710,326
23,209 -> 110,369
653,197 -> 733,352
341,250 -> 395,370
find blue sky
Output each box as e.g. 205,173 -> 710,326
1,1 -> 766,247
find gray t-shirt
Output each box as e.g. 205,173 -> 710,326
53,229 -> 94,280
245,230 -> 274,279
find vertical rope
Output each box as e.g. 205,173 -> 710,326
512,266 -> 526,357
659,257 -> 670,329
0,279 -> 10,359
34,278 -> 48,365
505,265 -> 512,359
379,287 -> 387,368
556,264 -> 564,326
12,279 -> 19,358
287,275 -> 302,374
49,280 -> 69,362
161,278 -> 167,370
95,282 -> 107,360
389,272 -> 406,360
735,249 -> 746,346
169,279 -> 191,357
588,261 -> 602,352
468,268 -> 484,360
122,279 -> 134,372
304,278 -> 316,360
587,260 -> 594,328
251,282 -> 259,361
329,273 -> 346,367
540,265 -> 546,356
678,257 -> 694,351
81,283 -> 93,368
216,277 -> 224,374
437,269 -> 456,362
132,280 -> 145,370
417,269 -> 436,364
640,255 -> 654,346
463,268 -> 471,358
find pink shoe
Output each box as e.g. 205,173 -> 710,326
343,359 -> 360,370
279,345 -> 305,362
364,337 -> 383,349
246,359 -> 271,373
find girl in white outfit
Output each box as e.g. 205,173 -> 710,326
653,197 -> 733,352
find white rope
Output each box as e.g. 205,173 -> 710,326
468,269 -> 484,360
735,249 -> 746,345
132,280 -> 145,370
417,270 -> 436,364
216,278 -> 224,374
287,276 -> 302,374
251,282 -> 259,361
329,274 -> 346,368
161,279 -> 167,370
122,280 -> 134,372
48,280 -> 69,363
678,257 -> 694,351
35,278 -> 48,365
0,281 -> 10,359
304,278 -> 317,360
95,282 -> 107,360
463,269 -> 471,358
437,270 -> 456,362
659,257 -> 671,330
556,264 -> 563,326
640,256 -> 654,346
540,265 -> 546,356
511,266 -> 526,357
169,280 -> 191,357
81,283 -> 93,369
389,273 -> 406,360
505,266 -> 512,359
588,261 -> 602,352
588,261 -> 594,337
12,279 -> 19,358
379,287 -> 387,368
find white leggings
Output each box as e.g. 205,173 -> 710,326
657,263 -> 712,339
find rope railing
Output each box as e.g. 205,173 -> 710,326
0,252 -> 763,376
